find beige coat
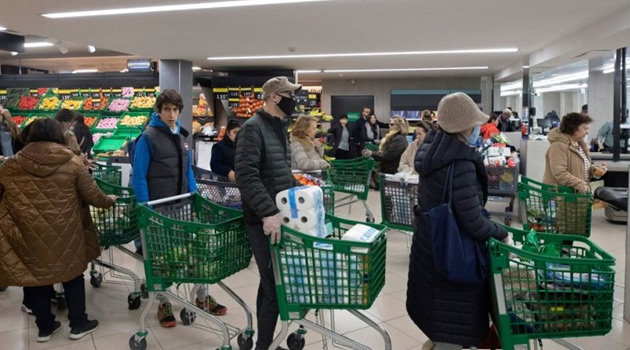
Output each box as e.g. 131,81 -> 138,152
543,128 -> 594,189
290,136 -> 329,172
398,140 -> 421,175
0,142 -> 114,286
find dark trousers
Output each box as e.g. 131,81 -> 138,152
23,274 -> 88,332
335,149 -> 351,160
246,222 -> 279,350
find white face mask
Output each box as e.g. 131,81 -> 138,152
170,126 -> 178,134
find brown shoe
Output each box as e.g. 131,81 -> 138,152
196,295 -> 227,316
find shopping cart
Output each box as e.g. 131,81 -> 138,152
486,166 -> 519,226
325,157 -> 376,222
129,193 -> 254,350
488,225 -> 615,350
268,215 -> 391,350
292,169 -> 336,215
379,173 -> 418,232
194,166 -> 242,210
518,177 -> 593,236
89,178 -> 146,309
93,162 -> 122,186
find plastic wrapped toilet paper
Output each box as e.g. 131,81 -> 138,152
276,186 -> 326,237
342,224 -> 381,253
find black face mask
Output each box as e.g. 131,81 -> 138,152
277,95 -> 296,117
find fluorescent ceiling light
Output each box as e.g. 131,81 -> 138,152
603,67 -> 615,74
500,80 -> 522,92
296,70 -> 323,73
500,90 -> 522,97
523,66 -> 530,69
322,67 -> 488,73
72,69 -> 98,74
87,45 -> 96,53
24,41 -> 54,48
535,84 -> 587,94
120,69 -> 129,73
208,48 -> 518,60
532,71 -> 588,88
10,51 -> 18,56
192,66 -> 202,71
0,26 -> 6,31
43,0 -> 329,18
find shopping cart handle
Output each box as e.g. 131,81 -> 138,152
292,169 -> 322,175
143,193 -> 194,206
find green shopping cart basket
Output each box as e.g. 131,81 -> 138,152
93,163 -> 122,186
91,178 -> 139,247
520,176 -> 575,194
379,173 -> 418,232
268,214 -> 391,350
518,180 -> 593,236
489,225 -> 615,350
365,142 -> 379,153
325,157 -> 375,201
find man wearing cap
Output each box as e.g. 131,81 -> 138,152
235,76 -> 300,350
406,92 -> 508,350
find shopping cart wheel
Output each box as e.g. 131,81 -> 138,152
128,293 -> 142,310
90,273 -> 103,288
180,308 -> 196,325
504,216 -> 512,226
129,336 -> 147,350
140,283 -> 149,299
287,332 -> 305,350
237,333 -> 253,350
365,215 -> 375,223
56,294 -> 67,311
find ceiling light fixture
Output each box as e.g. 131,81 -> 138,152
322,67 -> 488,73
24,41 -> 54,48
88,45 -> 96,53
296,70 -> 323,73
10,51 -> 18,56
192,66 -> 202,71
500,90 -> 522,97
43,0 -> 329,18
535,83 -> 588,94
532,71 -> 588,88
500,80 -> 523,92
120,69 -> 129,73
72,69 -> 98,74
0,26 -> 6,31
208,48 -> 518,60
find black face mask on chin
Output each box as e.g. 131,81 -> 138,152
277,95 -> 296,117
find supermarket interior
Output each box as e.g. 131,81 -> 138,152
3,1 -> 630,350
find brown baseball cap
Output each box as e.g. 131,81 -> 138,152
262,76 -> 302,99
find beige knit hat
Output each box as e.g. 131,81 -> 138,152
436,92 -> 488,133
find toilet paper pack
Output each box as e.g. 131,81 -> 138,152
276,186 -> 326,238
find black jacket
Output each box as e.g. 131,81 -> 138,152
326,123 -> 350,156
210,136 -> 235,177
350,117 -> 369,156
73,122 -> 94,155
372,133 -> 407,174
406,130 -> 507,346
235,109 -> 294,224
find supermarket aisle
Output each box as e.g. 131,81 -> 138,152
0,191 -> 629,350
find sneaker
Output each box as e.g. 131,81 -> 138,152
37,321 -> 62,342
196,295 -> 227,316
21,304 -> 33,315
157,302 -> 176,328
69,319 -> 99,340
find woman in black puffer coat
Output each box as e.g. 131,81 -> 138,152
407,93 -> 508,350
362,116 -> 408,174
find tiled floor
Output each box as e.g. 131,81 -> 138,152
0,190 -> 628,350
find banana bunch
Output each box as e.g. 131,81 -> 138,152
61,99 -> 82,110
39,97 -> 60,110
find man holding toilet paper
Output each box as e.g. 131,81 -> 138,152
235,76 -> 301,350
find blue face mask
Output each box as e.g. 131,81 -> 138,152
467,124 -> 481,146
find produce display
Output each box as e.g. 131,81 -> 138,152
61,99 -> 82,110
232,92 -> 264,118
95,149 -> 126,158
12,115 -> 27,125
293,173 -> 323,186
92,131 -> 114,144
119,114 -> 148,127
83,95 -> 108,111
121,87 -> 134,98
130,96 -> 155,109
23,116 -> 47,127
18,96 -> 39,110
96,117 -> 119,129
3,89 -> 29,109
108,99 -> 130,112
38,97 -> 60,111
84,116 -> 98,128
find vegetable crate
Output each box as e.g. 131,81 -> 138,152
518,179 -> 593,237
379,174 -> 418,232
325,157 -> 376,222
88,178 -> 145,311
268,215 -> 391,350
489,225 -> 615,350
130,193 -> 254,350
92,163 -> 122,187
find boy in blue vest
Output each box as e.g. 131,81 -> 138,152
132,89 -> 226,327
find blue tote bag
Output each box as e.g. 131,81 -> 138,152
423,163 -> 488,284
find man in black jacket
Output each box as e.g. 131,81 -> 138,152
235,76 -> 301,350
350,106 -> 371,157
